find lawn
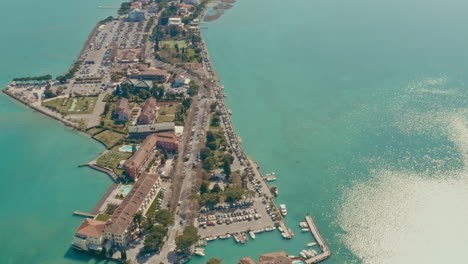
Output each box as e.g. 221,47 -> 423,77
94,130 -> 126,149
96,150 -> 132,176
43,96 -> 97,115
161,40 -> 188,49
95,214 -> 112,222
156,104 -> 179,123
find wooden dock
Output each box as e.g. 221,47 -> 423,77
304,216 -> 331,264
73,211 -> 96,218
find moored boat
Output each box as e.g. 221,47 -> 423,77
301,228 -> 310,232
307,242 -> 317,247
249,231 -> 256,239
280,204 -> 287,216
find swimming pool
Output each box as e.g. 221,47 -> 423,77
119,145 -> 139,152
121,186 -> 133,196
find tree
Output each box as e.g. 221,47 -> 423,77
133,211 -> 143,225
120,248 -> 127,261
144,225 -> 167,252
224,185 -> 245,203
101,246 -> 107,257
175,225 -> 199,254
154,209 -> 173,227
200,180 -> 210,194
223,160 -> 231,178
211,183 -> 222,193
202,156 -> 216,171
207,258 -> 222,264
206,141 -> 217,151
206,131 -> 216,142
223,153 -> 234,164
200,147 -> 212,161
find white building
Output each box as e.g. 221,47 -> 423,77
168,17 -> 183,26
173,75 -> 191,87
72,219 -> 106,251
128,9 -> 145,21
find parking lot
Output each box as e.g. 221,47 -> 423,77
196,198 -> 277,238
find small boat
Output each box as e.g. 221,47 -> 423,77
265,226 -> 276,232
280,204 -> 287,216
205,236 -> 217,241
307,242 -> 317,247
249,231 -> 256,239
242,232 -> 248,241
281,232 -> 288,239
301,228 -> 310,232
312,250 -> 318,255
219,234 -> 231,239
233,234 -> 240,243
254,228 -> 264,233
278,226 -> 284,232
194,248 -> 206,256
300,251 -> 307,259
300,222 -> 308,228
228,109 -> 232,115
271,186 -> 279,196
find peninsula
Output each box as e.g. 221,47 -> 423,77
2,1 -> 330,263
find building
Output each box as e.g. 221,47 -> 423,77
128,8 -> 145,21
116,49 -> 140,63
137,97 -> 158,125
172,74 -> 190,87
114,97 -> 131,122
131,67 -> 169,82
130,2 -> 142,9
238,251 -> 293,264
103,172 -> 160,246
125,132 -> 179,178
168,17 -> 183,26
179,3 -> 193,16
122,78 -> 153,90
183,0 -> 199,4
155,132 -> 179,152
72,219 -> 106,251
125,134 -> 159,179
128,122 -> 175,138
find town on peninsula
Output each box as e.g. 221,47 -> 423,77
2,1 -> 330,263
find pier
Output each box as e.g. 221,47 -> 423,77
73,211 -> 96,218
304,216 -> 331,264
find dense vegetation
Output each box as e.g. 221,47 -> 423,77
175,225 -> 198,255
13,75 -> 52,82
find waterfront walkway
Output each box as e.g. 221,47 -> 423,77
304,216 -> 331,264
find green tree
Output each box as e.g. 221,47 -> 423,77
202,156 -> 216,171
154,209 -> 173,227
200,147 -> 212,161
200,180 -> 210,194
223,160 -> 231,178
144,225 -> 167,252
206,141 -> 217,151
206,131 -> 216,142
133,211 -> 144,225
175,225 -> 198,254
211,183 -> 222,193
120,248 -> 127,261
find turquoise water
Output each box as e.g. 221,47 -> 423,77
119,145 -> 139,152
121,186 -> 133,196
0,0 -> 120,263
192,0 -> 468,263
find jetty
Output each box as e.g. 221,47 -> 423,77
73,211 -> 96,218
304,216 -> 331,264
